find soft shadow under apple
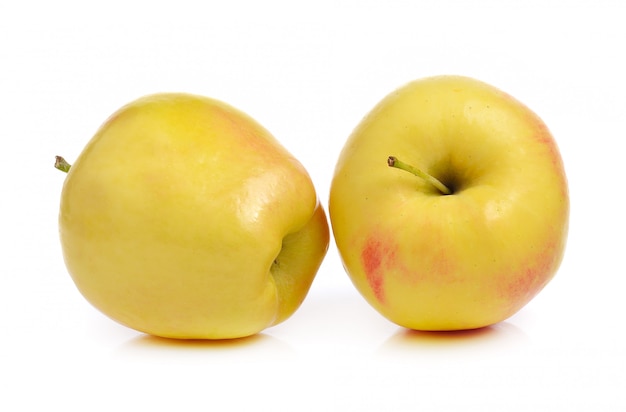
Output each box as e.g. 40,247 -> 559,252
378,321 -> 529,357
115,331 -> 295,358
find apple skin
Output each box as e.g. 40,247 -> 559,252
329,75 -> 569,331
59,93 -> 329,339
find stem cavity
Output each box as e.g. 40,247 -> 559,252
387,156 -> 452,195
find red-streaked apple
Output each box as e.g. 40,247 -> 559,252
329,75 -> 569,331
56,93 -> 329,339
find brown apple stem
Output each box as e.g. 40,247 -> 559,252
54,156 -> 72,173
387,156 -> 452,195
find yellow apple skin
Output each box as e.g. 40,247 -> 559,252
59,93 -> 329,339
329,75 -> 569,331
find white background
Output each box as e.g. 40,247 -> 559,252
2,1 -> 624,410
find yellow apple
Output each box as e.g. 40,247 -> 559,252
329,75 -> 569,331
57,93 -> 329,339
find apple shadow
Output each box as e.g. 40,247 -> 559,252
115,331 -> 295,358
129,332 -> 264,348
378,321 -> 529,357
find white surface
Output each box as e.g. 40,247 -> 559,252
2,1 -> 624,410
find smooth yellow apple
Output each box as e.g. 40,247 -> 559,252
57,93 -> 329,339
329,75 -> 569,331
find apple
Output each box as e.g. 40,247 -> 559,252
56,93 -> 329,339
329,75 -> 569,331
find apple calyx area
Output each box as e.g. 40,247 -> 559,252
387,156 -> 452,195
55,156 -> 71,173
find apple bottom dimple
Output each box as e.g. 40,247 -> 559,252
268,203 -> 330,325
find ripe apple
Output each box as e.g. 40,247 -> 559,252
56,93 -> 329,339
329,75 -> 569,331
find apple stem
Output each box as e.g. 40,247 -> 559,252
387,156 -> 452,195
55,156 -> 72,173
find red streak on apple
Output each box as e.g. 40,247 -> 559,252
501,239 -> 560,312
361,237 -> 394,304
499,89 -> 566,183
426,243 -> 456,282
407,223 -> 457,285
532,121 -> 563,168
360,229 -> 460,305
526,115 -> 569,199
